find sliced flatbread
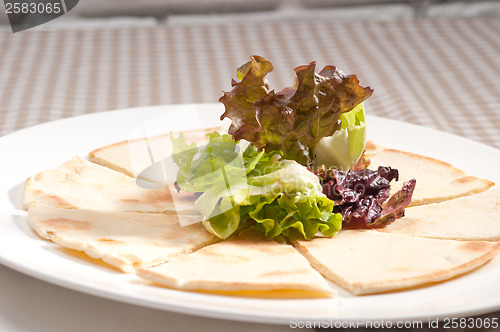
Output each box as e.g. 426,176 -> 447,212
29,203 -> 216,272
364,140 -> 384,156
378,187 -> 500,241
292,229 -> 500,295
137,230 -> 334,298
368,148 -> 494,206
23,156 -> 199,218
88,126 -> 224,180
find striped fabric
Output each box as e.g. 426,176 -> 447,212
0,18 -> 500,151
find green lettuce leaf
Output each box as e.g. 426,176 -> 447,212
313,102 -> 366,170
172,132 -> 342,239
219,55 -> 373,165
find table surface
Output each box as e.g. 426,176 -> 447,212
0,14 -> 499,332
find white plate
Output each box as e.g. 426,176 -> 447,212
1,103 -> 499,325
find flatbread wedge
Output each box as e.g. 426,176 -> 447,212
137,230 -> 334,298
368,148 -> 494,206
292,229 -> 500,295
28,203 -> 216,272
88,126 -> 224,181
378,187 -> 500,241
23,156 -> 199,217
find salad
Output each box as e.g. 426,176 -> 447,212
172,55 -> 415,240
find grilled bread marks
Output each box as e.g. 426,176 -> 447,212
160,222 -> 212,245
28,203 -> 216,273
460,241 -> 497,252
143,189 -> 179,206
364,140 -> 377,152
40,194 -> 75,210
198,245 -> 252,265
379,187 -> 500,241
368,149 -> 494,206
364,141 -> 384,157
24,178 -> 75,210
118,189 -> 175,206
23,156 -> 199,214
137,230 -> 334,297
88,126 -> 225,179
119,198 -> 140,204
292,230 -> 500,295
97,238 -> 127,245
453,176 -> 483,185
40,218 -> 90,233
258,268 -> 313,278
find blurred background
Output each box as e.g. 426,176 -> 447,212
1,0 -> 500,147
2,0 -> 500,25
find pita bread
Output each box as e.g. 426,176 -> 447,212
368,148 -> 494,206
29,203 -> 216,273
23,132 -> 500,297
364,140 -> 384,155
378,187 -> 500,241
292,229 -> 500,295
88,126 -> 224,180
137,230 -> 334,298
23,156 -> 199,217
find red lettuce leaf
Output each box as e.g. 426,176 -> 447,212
376,179 -> 416,225
219,55 -> 373,165
313,166 -> 416,227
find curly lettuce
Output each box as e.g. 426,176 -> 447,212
172,132 -> 342,239
219,55 -> 373,165
314,166 -> 416,227
314,102 -> 367,170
